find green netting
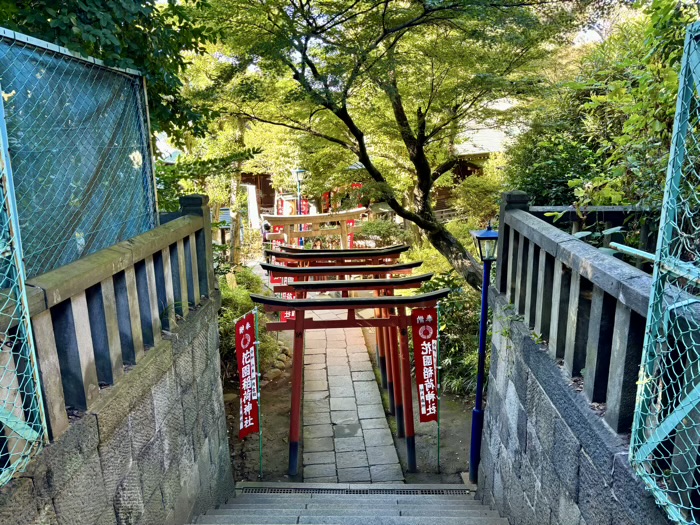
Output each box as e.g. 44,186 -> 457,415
0,28 -> 157,278
631,22 -> 700,525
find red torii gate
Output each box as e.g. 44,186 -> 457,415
266,244 -> 409,266
251,288 -> 450,476
279,273 -> 435,429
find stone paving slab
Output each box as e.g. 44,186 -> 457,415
337,467 -> 371,482
335,436 -> 366,452
336,450 -> 369,469
300,319 -> 404,483
305,424 -> 334,439
361,418 -> 389,430
304,452 -> 336,465
330,410 -> 358,425
333,423 -> 362,438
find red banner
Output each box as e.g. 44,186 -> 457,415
411,307 -> 439,423
236,312 -> 260,438
281,287 -> 295,322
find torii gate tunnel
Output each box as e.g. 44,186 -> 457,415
251,253 -> 449,476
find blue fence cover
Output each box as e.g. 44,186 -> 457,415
0,30 -> 157,278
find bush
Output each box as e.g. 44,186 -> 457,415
356,219 -> 410,247
418,270 -> 486,396
218,273 -> 278,377
451,155 -> 505,226
234,265 -> 264,294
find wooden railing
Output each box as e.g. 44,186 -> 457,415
28,195 -> 215,440
496,191 -> 652,433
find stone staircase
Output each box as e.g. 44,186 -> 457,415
190,483 -> 509,525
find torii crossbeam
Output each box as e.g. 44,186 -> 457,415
265,245 -> 408,266
251,288 -> 450,477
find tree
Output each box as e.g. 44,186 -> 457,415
196,0 -> 597,289
502,0 -> 697,212
0,0 -> 210,140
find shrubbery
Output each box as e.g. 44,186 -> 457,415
219,266 -> 278,378
418,271 -> 485,396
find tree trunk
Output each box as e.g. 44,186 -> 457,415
229,175 -> 240,264
426,225 -> 483,290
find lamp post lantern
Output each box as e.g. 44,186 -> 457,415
469,224 -> 498,484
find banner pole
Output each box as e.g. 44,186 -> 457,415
254,307 -> 263,478
437,302 -> 441,474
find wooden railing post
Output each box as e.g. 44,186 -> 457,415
32,310 -> 69,440
564,274 -> 592,377
583,287 -> 616,402
498,191 -> 529,297
534,248 -> 554,338
605,303 -> 645,432
180,194 -> 216,297
548,260 -> 571,360
51,293 -> 100,410
524,241 -> 539,327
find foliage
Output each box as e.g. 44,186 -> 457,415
504,0 -> 698,211
504,122 -> 600,205
219,271 -> 278,375
451,156 -> 506,225
356,219 -> 410,248
419,271 -> 484,396
156,148 -> 260,212
190,0 -> 597,290
0,0 -> 211,140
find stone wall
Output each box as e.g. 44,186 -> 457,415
477,291 -> 670,525
0,294 -> 232,525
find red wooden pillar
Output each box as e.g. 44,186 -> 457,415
398,307 -> 417,472
383,308 -> 395,416
389,316 -> 403,437
374,284 -> 388,391
289,310 -> 305,476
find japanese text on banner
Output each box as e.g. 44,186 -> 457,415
411,307 -> 439,423
236,312 -> 260,439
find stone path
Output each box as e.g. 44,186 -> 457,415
301,309 -> 404,483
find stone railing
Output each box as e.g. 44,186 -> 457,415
27,194 -> 215,440
496,191 -> 652,433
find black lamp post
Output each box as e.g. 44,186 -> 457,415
469,224 -> 498,484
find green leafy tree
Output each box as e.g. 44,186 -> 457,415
504,0 -> 698,211
0,0 -> 210,139
191,0 -> 596,289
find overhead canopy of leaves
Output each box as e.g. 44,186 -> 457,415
157,148 -> 260,211
504,0 -> 697,210
188,0 -> 600,289
0,0 -> 211,140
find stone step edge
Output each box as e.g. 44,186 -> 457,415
236,482 -> 472,491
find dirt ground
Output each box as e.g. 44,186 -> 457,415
224,325 -> 474,484
224,330 -> 295,483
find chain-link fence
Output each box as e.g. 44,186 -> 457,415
0,28 -> 157,278
0,27 -> 159,487
0,89 -> 46,485
631,22 -> 700,525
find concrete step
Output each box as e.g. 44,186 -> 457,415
195,517 -> 508,525
220,502 -> 485,511
235,482 -> 471,491
228,494 -> 475,503
207,508 -> 499,518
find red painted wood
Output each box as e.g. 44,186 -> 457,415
289,313 -> 305,464
398,309 -> 415,443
